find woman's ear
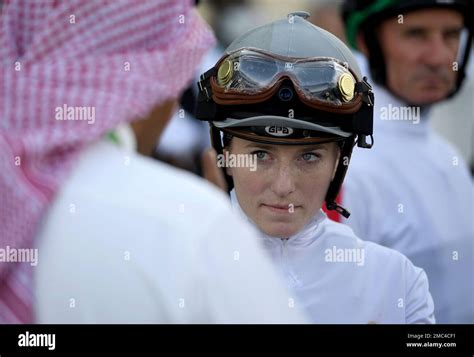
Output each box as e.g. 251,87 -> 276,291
223,147 -> 233,176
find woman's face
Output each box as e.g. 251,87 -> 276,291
227,137 -> 341,238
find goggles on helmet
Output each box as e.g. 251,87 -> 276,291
200,48 -> 370,114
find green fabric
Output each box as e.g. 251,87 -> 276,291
106,131 -> 120,145
345,0 -> 398,49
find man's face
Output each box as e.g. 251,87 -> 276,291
227,137 -> 340,238
377,8 -> 464,105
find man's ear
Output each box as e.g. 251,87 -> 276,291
356,32 -> 369,57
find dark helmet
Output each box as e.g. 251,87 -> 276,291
342,0 -> 473,97
196,12 -> 375,218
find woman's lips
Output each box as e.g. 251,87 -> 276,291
261,203 -> 297,213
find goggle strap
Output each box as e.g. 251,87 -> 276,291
197,67 -> 217,101
196,67 -> 218,121
355,77 -> 373,102
351,77 -> 374,140
351,103 -> 373,138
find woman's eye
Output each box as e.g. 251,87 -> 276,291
252,150 -> 269,160
300,153 -> 319,162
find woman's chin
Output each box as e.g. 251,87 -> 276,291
259,222 -> 300,238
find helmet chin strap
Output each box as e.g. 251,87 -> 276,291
324,135 -> 356,219
210,125 -> 235,192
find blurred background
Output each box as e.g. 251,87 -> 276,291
153,0 -> 474,175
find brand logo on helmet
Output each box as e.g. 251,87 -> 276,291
278,87 -> 293,101
265,126 -> 294,137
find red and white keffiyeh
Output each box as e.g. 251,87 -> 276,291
0,0 -> 215,323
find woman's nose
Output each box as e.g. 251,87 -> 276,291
270,165 -> 296,197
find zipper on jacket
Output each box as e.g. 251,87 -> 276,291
281,238 -> 301,287
281,238 -> 290,281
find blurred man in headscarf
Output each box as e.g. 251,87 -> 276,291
0,0 -> 306,324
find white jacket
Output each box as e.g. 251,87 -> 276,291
230,191 -> 435,324
341,54 -> 474,323
34,135 -> 306,324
